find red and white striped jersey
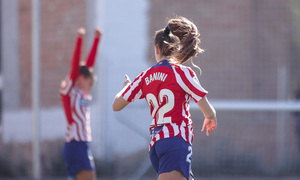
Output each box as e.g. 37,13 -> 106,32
59,35 -> 100,142
122,60 -> 208,149
60,77 -> 92,142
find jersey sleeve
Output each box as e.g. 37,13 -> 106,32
174,65 -> 208,102
122,71 -> 147,102
85,37 -> 100,68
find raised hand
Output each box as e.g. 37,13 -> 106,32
77,27 -> 86,38
94,28 -> 102,38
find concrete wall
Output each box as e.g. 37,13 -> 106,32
1,0 -> 20,111
92,0 -> 151,158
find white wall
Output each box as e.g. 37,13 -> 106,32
1,0 -> 20,111
3,108 -> 66,142
92,0 -> 152,159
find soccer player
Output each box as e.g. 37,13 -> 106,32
59,27 -> 101,180
113,16 -> 217,180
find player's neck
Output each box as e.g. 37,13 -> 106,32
156,55 -> 171,62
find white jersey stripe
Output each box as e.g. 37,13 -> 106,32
74,90 -> 88,140
173,67 -> 203,102
181,66 -> 207,95
150,141 -> 154,147
180,121 -> 187,142
163,125 -> 170,138
134,89 -> 143,100
188,124 -> 192,143
74,93 -> 86,125
72,113 -> 85,141
171,122 -> 180,136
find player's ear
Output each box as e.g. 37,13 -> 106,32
155,45 -> 160,56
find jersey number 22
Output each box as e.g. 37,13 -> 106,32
146,89 -> 174,126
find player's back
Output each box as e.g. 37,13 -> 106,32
141,60 -> 195,127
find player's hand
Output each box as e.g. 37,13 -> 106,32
201,118 -> 217,136
77,27 -> 86,38
94,28 -> 102,38
123,74 -> 131,88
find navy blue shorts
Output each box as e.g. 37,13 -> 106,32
149,136 -> 193,180
63,141 -> 95,177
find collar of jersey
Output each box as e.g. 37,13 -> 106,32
152,59 -> 173,70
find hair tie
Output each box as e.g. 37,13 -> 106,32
164,26 -> 170,35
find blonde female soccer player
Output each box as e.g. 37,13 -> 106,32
113,16 -> 217,180
60,27 -> 101,180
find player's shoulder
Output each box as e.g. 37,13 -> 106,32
173,63 -> 196,77
175,63 -> 192,70
59,75 -> 74,95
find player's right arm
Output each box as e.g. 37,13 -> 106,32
60,28 -> 85,95
60,28 -> 85,126
113,70 -> 147,111
69,27 -> 85,81
113,75 -> 131,111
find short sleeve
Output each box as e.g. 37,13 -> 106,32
122,71 -> 147,102
174,65 -> 208,102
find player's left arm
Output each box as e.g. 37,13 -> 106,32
86,28 -> 102,67
184,67 -> 217,136
197,96 -> 217,136
113,74 -> 131,111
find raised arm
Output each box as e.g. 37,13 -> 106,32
69,28 -> 85,80
197,96 -> 217,136
86,28 -> 102,67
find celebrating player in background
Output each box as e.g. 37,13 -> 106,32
59,27 -> 101,180
113,16 -> 217,180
